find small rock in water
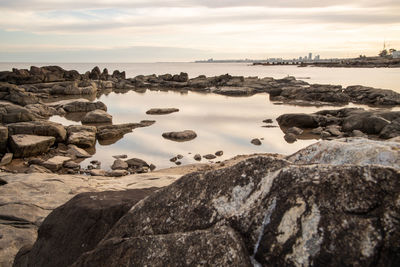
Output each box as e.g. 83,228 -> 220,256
215,151 -> 223,156
175,161 -> 182,165
90,160 -> 101,166
170,157 -> 178,162
203,154 -> 216,160
112,154 -> 128,159
177,154 -> 183,159
263,119 -> 273,123
251,138 -> 262,146
162,130 -> 197,142
284,133 -> 297,143
286,127 -> 303,135
194,154 -> 202,161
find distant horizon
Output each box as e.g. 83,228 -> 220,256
1,1 -> 399,62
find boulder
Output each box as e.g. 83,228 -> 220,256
194,154 -> 201,161
111,159 -> 128,170
9,134 -> 55,158
287,138 -> 400,168
67,144 -> 92,158
145,108 -> 179,115
67,126 -> 97,148
7,121 -> 66,142
162,130 -> 197,142
344,85 -> 400,106
41,156 -> 71,172
342,114 -> 390,134
81,110 -> 112,124
0,83 -> 39,106
379,118 -> 400,139
48,99 -> 107,113
215,150 -> 223,156
171,72 -> 189,82
284,133 -> 297,143
0,101 -> 36,123
125,158 -> 149,169
68,153 -> 400,266
276,113 -> 319,128
14,189 -> 156,267
72,226 -> 250,267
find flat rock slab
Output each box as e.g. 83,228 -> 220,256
9,134 -> 55,158
146,108 -> 179,115
7,121 -> 67,142
162,130 -> 197,142
42,156 -> 72,171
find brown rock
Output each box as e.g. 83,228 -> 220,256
9,134 -> 55,158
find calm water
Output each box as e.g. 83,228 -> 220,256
1,62 -> 400,170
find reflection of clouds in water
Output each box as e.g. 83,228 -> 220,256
58,90 -> 333,169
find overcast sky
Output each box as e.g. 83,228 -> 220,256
0,0 -> 399,62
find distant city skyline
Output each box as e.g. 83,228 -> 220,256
0,1 -> 399,62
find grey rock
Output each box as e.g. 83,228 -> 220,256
286,126 -> 303,135
284,133 -> 297,143
7,121 -> 67,142
9,134 -> 55,158
203,154 -> 217,160
276,113 -> 319,128
251,138 -> 262,145
194,154 -> 202,161
111,159 -> 128,170
215,150 -> 223,156
41,156 -> 71,172
162,130 -> 197,142
81,109 -> 112,124
145,108 -> 179,115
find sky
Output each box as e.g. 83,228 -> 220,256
0,0 -> 399,62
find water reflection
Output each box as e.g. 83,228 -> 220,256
53,89 -> 366,170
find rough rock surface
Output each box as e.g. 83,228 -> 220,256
7,121 -> 66,142
146,108 -> 179,115
0,101 -> 36,123
277,108 -> 400,140
47,99 -> 107,113
67,125 -> 97,148
41,156 -> 71,171
0,170 -> 181,266
81,109 -> 112,124
0,125 -> 8,152
162,130 -> 197,142
14,189 -> 157,267
56,149 -> 399,266
287,138 -> 400,168
9,134 -> 55,157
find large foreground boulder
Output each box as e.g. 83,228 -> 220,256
14,189 -> 157,267
18,138 -> 400,266
9,134 -> 55,157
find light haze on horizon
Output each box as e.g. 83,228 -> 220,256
0,0 -> 399,62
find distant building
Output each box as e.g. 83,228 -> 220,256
309,53 -> 312,60
315,55 -> 320,61
393,51 -> 400,58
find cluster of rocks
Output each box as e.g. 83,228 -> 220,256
269,84 -> 400,106
276,108 -> 400,142
11,138 -> 400,266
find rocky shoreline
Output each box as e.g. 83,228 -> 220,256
0,138 -> 397,266
0,65 -> 399,177
0,65 -> 400,265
